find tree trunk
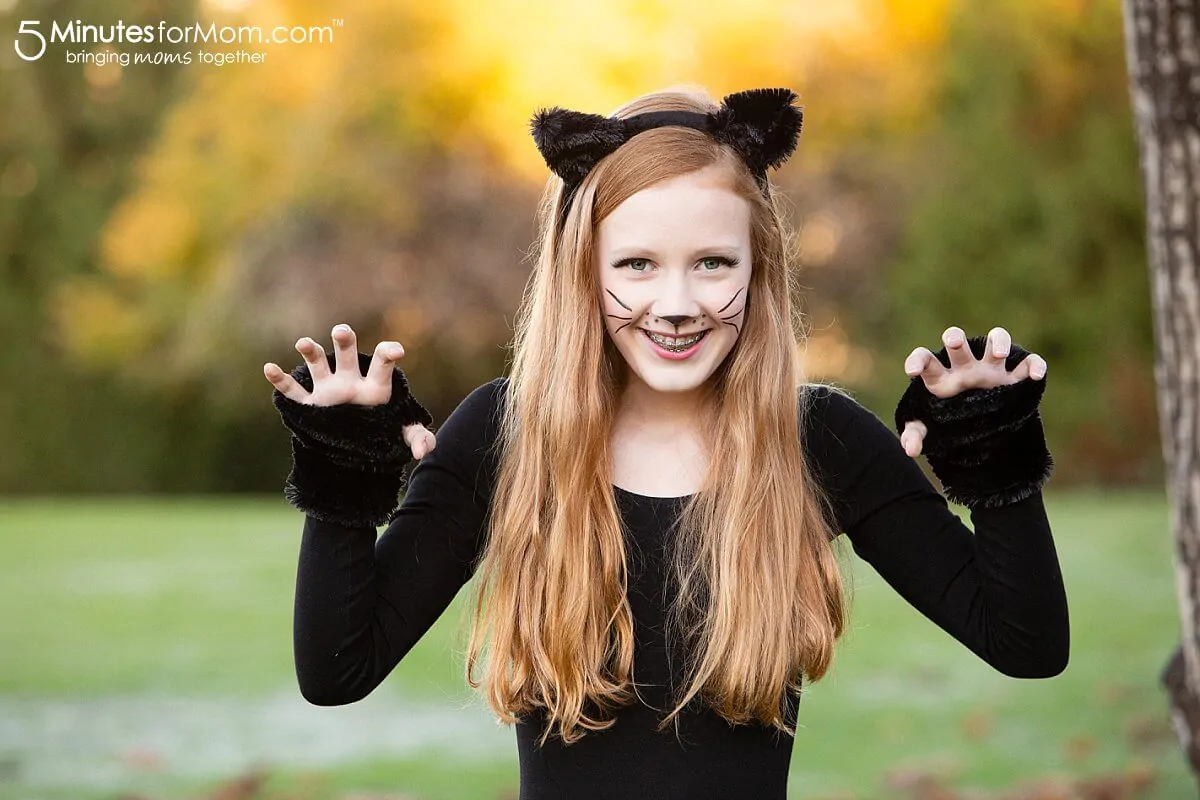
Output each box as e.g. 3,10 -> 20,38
1119,0 -> 1200,781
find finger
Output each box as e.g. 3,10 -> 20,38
295,337 -> 330,382
264,362 -> 311,403
331,324 -> 359,376
942,326 -> 975,370
367,340 -> 406,389
904,346 -> 947,383
983,326 -> 1011,368
404,425 -> 437,459
1011,353 -> 1047,381
901,420 -> 926,458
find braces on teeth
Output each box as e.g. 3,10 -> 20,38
646,330 -> 707,351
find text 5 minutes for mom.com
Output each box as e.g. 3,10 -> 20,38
13,19 -> 342,66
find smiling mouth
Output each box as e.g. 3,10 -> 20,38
642,329 -> 710,352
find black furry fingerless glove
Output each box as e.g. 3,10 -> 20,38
894,334 -> 1054,510
271,350 -> 434,528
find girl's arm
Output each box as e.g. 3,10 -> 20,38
805,384 -> 1069,678
279,375 -> 506,705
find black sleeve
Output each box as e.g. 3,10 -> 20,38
804,385 -> 1070,678
292,377 -> 507,705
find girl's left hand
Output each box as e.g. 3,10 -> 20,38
900,326 -> 1048,458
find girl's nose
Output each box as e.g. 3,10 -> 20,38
659,314 -> 693,327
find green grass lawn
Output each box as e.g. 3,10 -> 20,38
0,488 -> 1191,799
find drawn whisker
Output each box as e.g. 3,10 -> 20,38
717,288 -> 744,314
719,305 -> 745,337
605,289 -> 633,311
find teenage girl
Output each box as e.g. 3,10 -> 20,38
263,86 -> 1067,800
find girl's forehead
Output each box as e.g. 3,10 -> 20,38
597,184 -> 751,251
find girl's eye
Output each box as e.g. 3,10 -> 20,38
613,256 -> 739,272
700,256 -> 737,271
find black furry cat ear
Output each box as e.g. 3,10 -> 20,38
529,106 -> 629,185
710,88 -> 803,177
528,89 -> 803,234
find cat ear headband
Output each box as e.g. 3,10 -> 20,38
529,87 -> 803,235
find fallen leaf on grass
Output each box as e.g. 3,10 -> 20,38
120,746 -> 166,772
1124,713 -> 1174,751
1063,734 -> 1096,763
961,710 -> 993,741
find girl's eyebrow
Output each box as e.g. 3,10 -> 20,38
608,245 -> 744,261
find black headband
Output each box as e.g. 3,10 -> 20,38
529,88 -> 803,235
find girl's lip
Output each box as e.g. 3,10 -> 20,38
641,328 -> 709,359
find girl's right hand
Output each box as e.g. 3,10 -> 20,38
263,323 -> 437,459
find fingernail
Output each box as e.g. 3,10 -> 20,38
335,324 -> 350,334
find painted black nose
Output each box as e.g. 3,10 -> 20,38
660,315 -> 693,327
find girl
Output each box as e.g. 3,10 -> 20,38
264,86 -> 1068,800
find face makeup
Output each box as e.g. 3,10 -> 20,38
596,165 -> 752,401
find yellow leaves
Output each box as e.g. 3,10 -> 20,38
101,191 -> 198,281
96,2 -> 368,280
797,315 -> 876,383
50,278 -> 148,364
798,211 -> 845,268
868,0 -> 954,47
81,0 -> 1106,384
412,0 -> 902,181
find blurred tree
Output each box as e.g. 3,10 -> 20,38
52,0 -> 949,409
3,0 -> 1159,493
36,0 -> 955,492
863,0 -> 1156,485
1120,0 -> 1200,783
0,0 -> 204,492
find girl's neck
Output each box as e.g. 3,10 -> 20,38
616,378 -> 709,438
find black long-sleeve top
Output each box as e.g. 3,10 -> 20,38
291,378 -> 1070,800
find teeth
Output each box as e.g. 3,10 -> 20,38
646,330 -> 706,351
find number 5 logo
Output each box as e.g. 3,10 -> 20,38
15,20 -> 47,61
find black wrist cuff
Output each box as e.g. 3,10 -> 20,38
894,334 -> 1054,510
271,350 -> 433,526
283,436 -> 409,528
271,350 -> 433,470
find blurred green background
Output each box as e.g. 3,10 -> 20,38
0,0 -> 1179,796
